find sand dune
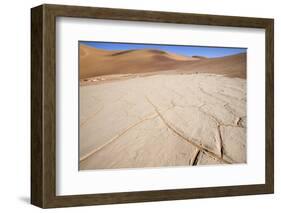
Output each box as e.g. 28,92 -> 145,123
80,44 -> 246,79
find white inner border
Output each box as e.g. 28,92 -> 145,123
56,17 -> 265,195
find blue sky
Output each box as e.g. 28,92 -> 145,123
80,41 -> 246,58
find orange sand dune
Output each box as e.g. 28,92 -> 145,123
80,44 -> 246,79
178,52 -> 246,78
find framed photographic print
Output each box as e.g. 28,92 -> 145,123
31,4 -> 274,208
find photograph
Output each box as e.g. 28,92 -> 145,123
79,41 -> 247,170
30,3 -> 274,208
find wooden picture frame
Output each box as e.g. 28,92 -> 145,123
31,4 -> 274,208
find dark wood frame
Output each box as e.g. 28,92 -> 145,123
31,4 -> 274,208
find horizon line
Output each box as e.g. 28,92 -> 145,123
79,41 -> 247,58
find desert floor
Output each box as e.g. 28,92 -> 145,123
79,73 -> 246,170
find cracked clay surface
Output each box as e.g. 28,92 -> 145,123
79,73 -> 246,170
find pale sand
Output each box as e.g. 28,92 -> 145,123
79,73 -> 246,170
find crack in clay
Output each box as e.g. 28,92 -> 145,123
197,108 -> 224,159
80,105 -> 104,127
199,85 -> 246,122
235,117 -> 244,128
222,153 -> 237,163
199,104 -> 244,129
198,86 -> 226,104
149,96 -> 241,161
225,85 -> 245,93
198,84 -> 246,116
80,106 -> 175,162
80,113 -> 159,162
145,96 -> 231,164
224,103 -> 237,116
218,91 -> 246,102
218,125 -> 224,158
195,85 -> 245,128
163,85 -> 185,99
151,93 -> 243,161
174,84 -> 236,121
191,149 -> 201,166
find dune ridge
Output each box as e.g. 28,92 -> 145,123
79,44 -> 246,80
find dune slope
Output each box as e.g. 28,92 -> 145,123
80,44 -> 246,79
